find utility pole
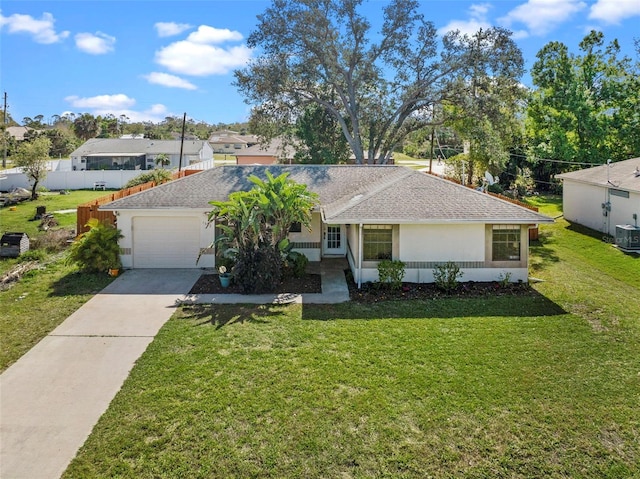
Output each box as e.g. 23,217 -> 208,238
428,127 -> 435,174
178,112 -> 186,172
2,92 -> 7,169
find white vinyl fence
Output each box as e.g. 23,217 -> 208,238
1,170 -> 144,191
1,161 -> 213,191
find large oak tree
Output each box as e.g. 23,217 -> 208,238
235,0 -> 524,164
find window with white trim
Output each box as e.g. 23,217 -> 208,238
492,225 -> 521,261
363,225 -> 392,260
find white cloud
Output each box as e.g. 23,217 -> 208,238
156,42 -> 252,76
589,0 -> 640,24
75,31 -> 116,54
187,25 -> 243,44
65,94 -> 170,122
0,11 -> 69,44
155,21 -> 192,37
438,3 -> 492,36
110,104 -> 170,123
65,94 -> 135,110
143,72 -> 198,90
499,0 -> 587,37
155,25 -> 251,76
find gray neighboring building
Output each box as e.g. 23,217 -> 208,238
69,138 -> 213,171
208,130 -> 258,154
557,158 -> 640,237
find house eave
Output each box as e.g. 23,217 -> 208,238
321,217 -> 554,225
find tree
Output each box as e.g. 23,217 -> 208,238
154,153 -> 170,169
293,103 -> 351,164
25,127 -> 79,158
234,0 -> 524,164
208,170 -> 318,294
22,115 -> 46,129
73,113 -> 100,140
526,31 -> 639,185
14,137 -> 51,199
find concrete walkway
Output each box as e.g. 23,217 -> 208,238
0,261 -> 350,479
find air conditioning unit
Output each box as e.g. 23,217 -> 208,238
615,225 -> 640,252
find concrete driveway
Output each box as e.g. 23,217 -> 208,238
0,269 -> 202,479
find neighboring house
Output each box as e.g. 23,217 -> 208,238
6,126 -> 35,141
557,158 -> 640,237
101,165 -> 553,285
208,130 -> 258,154
235,137 -> 297,165
69,138 -> 213,171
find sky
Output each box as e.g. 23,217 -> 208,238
1,0 -> 639,126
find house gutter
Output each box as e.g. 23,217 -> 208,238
358,223 -> 363,289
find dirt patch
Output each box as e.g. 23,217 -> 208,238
189,273 -> 322,295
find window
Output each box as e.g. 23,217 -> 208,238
492,225 -> 521,261
363,225 -> 392,260
609,188 -> 629,199
290,222 -> 302,233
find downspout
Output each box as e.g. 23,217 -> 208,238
358,223 -> 363,289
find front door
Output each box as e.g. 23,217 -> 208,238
323,224 -> 345,256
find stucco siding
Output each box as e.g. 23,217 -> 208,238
399,224 -> 485,262
563,181 -> 608,233
563,180 -> 640,236
289,213 -> 322,261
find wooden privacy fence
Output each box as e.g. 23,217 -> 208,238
76,170 -> 198,235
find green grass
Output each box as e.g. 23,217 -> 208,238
62,196 -> 640,479
0,256 -> 114,371
0,190 -> 108,275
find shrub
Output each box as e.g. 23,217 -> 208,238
487,182 -> 504,194
67,218 -> 123,272
377,259 -> 405,290
233,245 -> 283,294
123,169 -> 172,189
433,261 -> 464,292
283,250 -> 309,279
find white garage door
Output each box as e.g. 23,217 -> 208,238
133,216 -> 201,268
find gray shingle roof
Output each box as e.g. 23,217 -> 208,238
101,165 -> 553,224
70,138 -> 208,156
556,158 -> 640,194
234,137 -> 297,159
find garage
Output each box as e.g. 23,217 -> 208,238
132,216 -> 202,268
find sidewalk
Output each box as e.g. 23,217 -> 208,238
0,261 -> 350,479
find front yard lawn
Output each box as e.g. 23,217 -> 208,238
0,257 -> 114,371
63,196 -> 640,478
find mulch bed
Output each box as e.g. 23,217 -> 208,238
346,271 -> 536,302
189,270 -> 535,301
189,273 -> 322,295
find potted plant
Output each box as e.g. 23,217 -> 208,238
218,265 -> 231,288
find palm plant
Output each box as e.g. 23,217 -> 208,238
207,170 -> 318,293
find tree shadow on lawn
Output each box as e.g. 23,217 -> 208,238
184,304 -> 281,330
301,288 -> 567,321
48,271 -> 114,297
